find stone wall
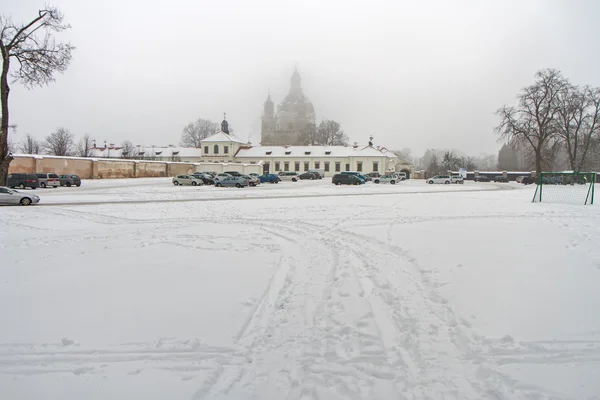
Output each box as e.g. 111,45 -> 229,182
8,155 -> 264,179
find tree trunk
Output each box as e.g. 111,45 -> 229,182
0,50 -> 12,186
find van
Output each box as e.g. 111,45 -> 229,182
279,172 -> 300,182
35,173 -> 60,188
332,174 -> 361,185
308,168 -> 324,178
7,173 -> 40,189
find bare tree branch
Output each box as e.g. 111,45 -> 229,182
19,133 -> 42,154
180,118 -> 217,147
45,127 -> 74,156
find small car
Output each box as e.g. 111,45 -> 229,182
35,173 -> 60,188
215,173 -> 233,181
377,174 -> 401,184
223,171 -> 243,177
474,175 -> 491,182
191,173 -> 214,185
241,174 -> 260,186
494,176 -> 509,183
332,174 -> 362,185
7,173 -> 39,189
299,172 -> 319,180
214,176 -> 249,188
367,172 -> 381,179
427,175 -> 452,184
59,174 -> 82,187
521,176 -> 536,185
0,186 -> 40,206
279,172 -> 300,182
259,174 -> 280,183
172,175 -> 204,186
451,175 -> 464,184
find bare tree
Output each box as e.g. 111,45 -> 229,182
441,151 -> 459,171
495,69 -> 568,177
554,85 -> 600,172
0,7 -> 74,185
19,133 -> 42,154
120,140 -> 138,159
75,133 -> 93,157
299,123 -> 318,145
180,118 -> 217,147
45,127 -> 73,156
316,120 -> 349,146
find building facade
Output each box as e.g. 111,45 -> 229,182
261,68 -> 316,146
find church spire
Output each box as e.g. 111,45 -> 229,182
263,92 -> 274,117
221,112 -> 229,134
290,67 -> 301,95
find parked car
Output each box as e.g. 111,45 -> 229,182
59,174 -> 82,187
451,175 -> 464,184
474,175 -> 492,182
367,172 -> 381,179
259,173 -> 280,183
7,173 -> 39,189
340,172 -> 367,183
215,173 -> 233,181
332,174 -> 362,185
191,173 -> 214,185
299,172 -> 319,180
396,172 -> 407,181
279,172 -> 300,182
0,186 -> 40,206
249,173 -> 260,179
427,175 -> 452,184
241,174 -> 260,186
515,176 -> 525,183
172,175 -> 205,186
35,173 -> 60,188
521,176 -> 537,185
377,174 -> 401,184
224,171 -> 243,177
215,176 -> 249,188
308,168 -> 324,178
494,176 -> 509,183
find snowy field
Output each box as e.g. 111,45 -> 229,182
1,179 -> 599,399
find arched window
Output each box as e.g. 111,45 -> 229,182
214,144 -> 219,154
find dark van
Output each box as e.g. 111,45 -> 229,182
332,174 -> 361,185
7,173 -> 40,189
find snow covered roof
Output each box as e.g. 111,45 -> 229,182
201,131 -> 248,144
89,146 -> 202,158
235,145 -> 396,159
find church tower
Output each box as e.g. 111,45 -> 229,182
261,94 -> 276,136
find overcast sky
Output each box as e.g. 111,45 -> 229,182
4,0 -> 600,156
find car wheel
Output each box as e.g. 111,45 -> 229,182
354,181 -> 360,185
428,180 -> 433,184
335,182 -> 341,185
19,183 -> 25,189
76,183 -> 81,187
192,181 -> 197,186
31,187 -> 36,190
374,180 -> 379,184
66,182 -> 72,187
445,181 -> 450,184
235,183 -> 241,188
40,182 -> 46,188
292,178 -> 297,182
391,180 -> 396,184
173,181 -> 179,186
20,197 -> 32,206
53,186 -> 58,188
216,183 -> 222,187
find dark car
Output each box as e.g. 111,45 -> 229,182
474,175 -> 491,182
367,172 -> 381,179
332,174 -> 361,185
299,172 -> 319,180
59,174 -> 82,187
223,171 -> 243,177
7,173 -> 39,189
521,176 -> 537,185
259,174 -> 280,183
494,176 -> 509,183
191,173 -> 214,185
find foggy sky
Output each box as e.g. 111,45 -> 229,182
4,0 -> 600,156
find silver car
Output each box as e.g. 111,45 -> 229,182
0,186 -> 40,206
214,176 -> 249,188
172,175 -> 204,186
241,174 -> 260,187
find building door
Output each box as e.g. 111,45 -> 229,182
263,162 -> 270,174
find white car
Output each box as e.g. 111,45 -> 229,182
374,173 -> 402,184
451,175 -> 464,184
0,186 -> 40,206
278,172 -> 300,182
427,175 -> 452,184
396,172 -> 407,181
241,174 -> 260,187
172,175 -> 204,186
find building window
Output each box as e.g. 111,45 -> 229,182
204,146 -> 209,154
304,161 -> 309,171
250,161 -> 256,164
324,162 -> 330,172
285,151 -> 291,155
357,161 -> 363,172
315,162 -> 320,169
373,161 -> 379,172
325,151 -> 331,155
284,162 -> 290,171
275,161 -> 280,171
305,151 -> 311,155
224,146 -> 229,154
345,163 -> 350,171
294,162 -> 300,172
335,162 -> 341,172
214,145 -> 219,154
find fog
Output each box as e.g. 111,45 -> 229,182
5,0 -> 600,156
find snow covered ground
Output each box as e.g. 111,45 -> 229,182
1,179 -> 599,399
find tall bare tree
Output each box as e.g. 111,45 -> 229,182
0,7 -> 74,185
316,120 -> 349,146
19,133 -> 42,154
45,127 -> 73,156
554,85 -> 600,172
75,133 -> 94,157
120,140 -> 137,159
495,69 -> 568,177
180,118 -> 217,147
